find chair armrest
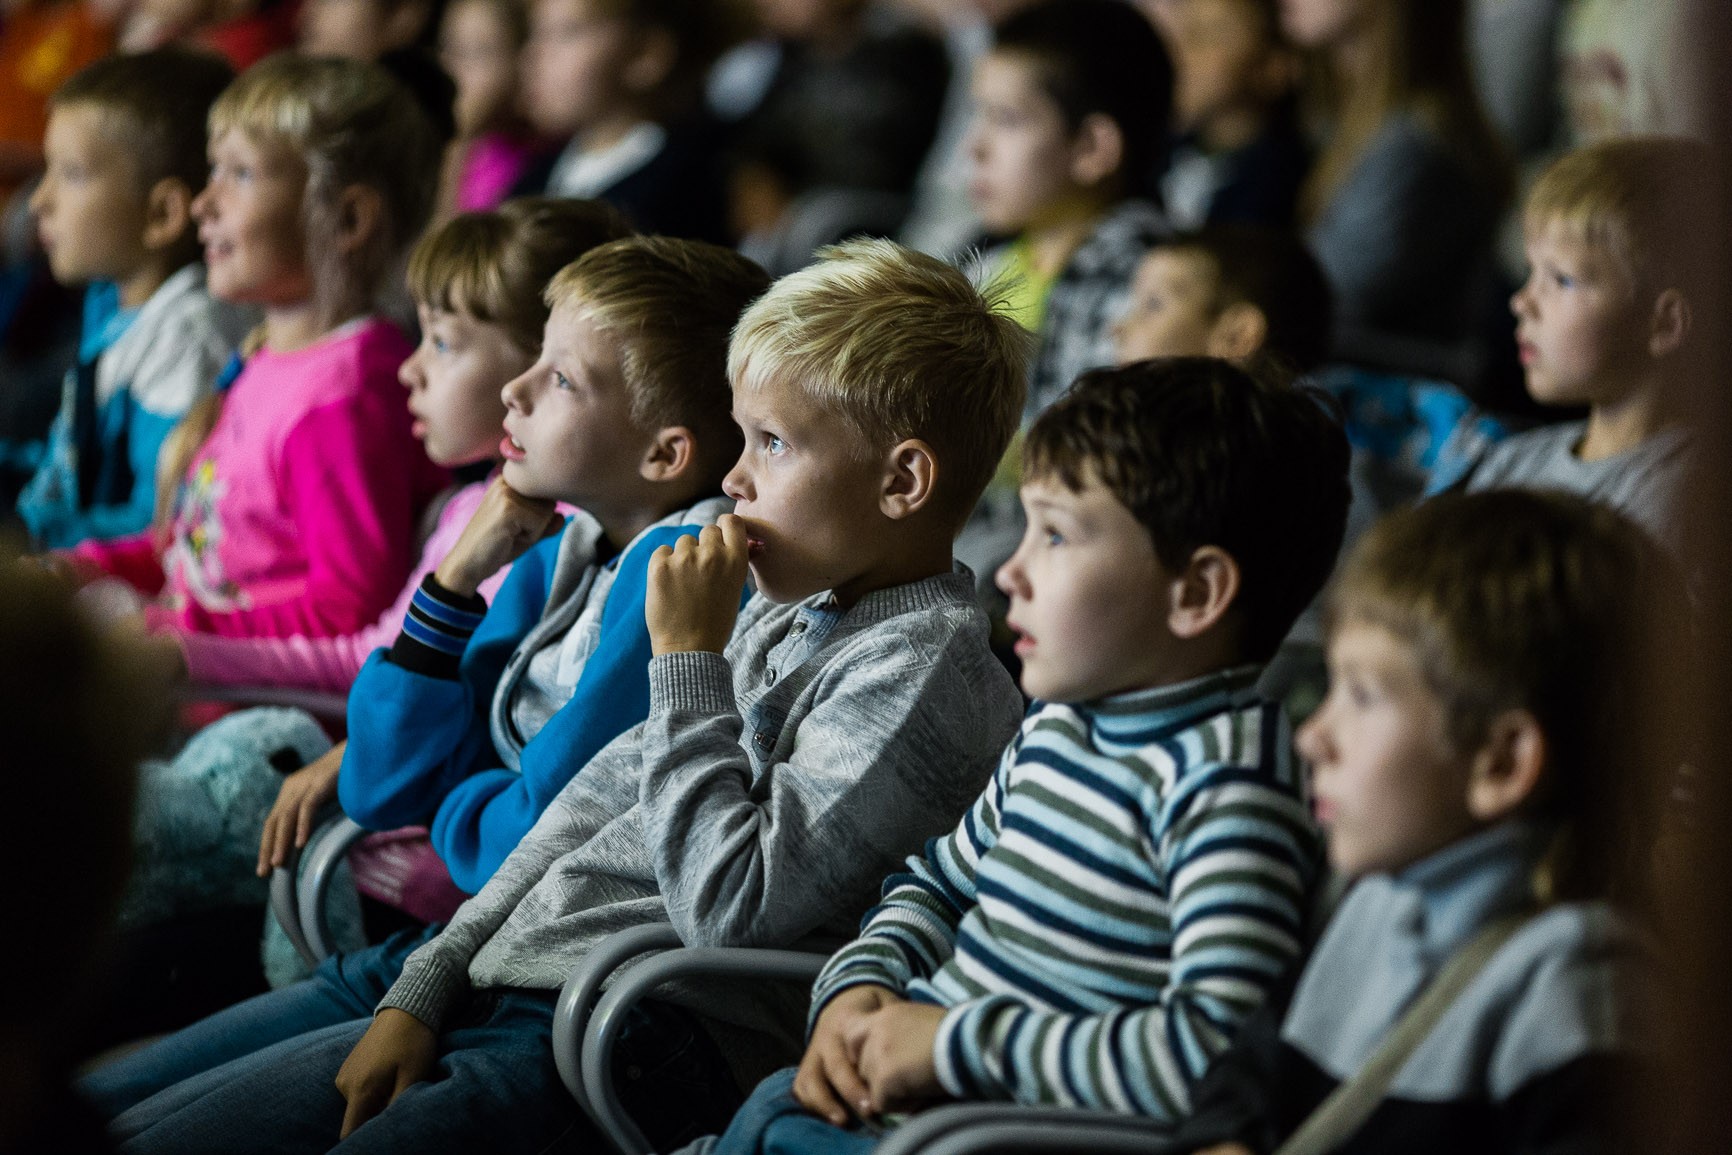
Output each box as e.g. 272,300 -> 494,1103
187,683 -> 350,720
269,849 -> 316,969
553,922 -> 686,1119
874,1103 -> 1178,1155
565,937 -> 830,1155
294,815 -> 369,960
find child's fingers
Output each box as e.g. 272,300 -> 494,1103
338,1084 -> 388,1139
256,811 -> 280,876
296,791 -> 318,847
716,515 -> 750,561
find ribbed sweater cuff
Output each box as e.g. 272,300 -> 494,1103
389,576 -> 487,679
648,650 -> 737,714
376,954 -> 467,1032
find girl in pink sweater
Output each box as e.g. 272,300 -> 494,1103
71,56 -> 449,640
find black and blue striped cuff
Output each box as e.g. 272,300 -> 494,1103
388,575 -> 487,679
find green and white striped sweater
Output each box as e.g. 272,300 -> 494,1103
807,666 -> 1321,1121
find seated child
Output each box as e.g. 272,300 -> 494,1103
1463,137 -> 1705,555
298,0 -> 435,60
335,233 -> 771,899
687,355 -> 1353,1153
725,0 -> 950,275
955,0 -> 1172,598
108,199 -> 633,950
91,238 -> 1031,1154
1171,488 -> 1679,1154
439,0 -> 540,213
67,55 -> 450,641
512,0 -> 727,243
964,0 -> 1173,418
1114,224 -> 1332,379
180,197 -> 630,698
1160,0 -> 1307,230
16,48 -> 253,549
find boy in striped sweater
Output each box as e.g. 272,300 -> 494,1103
688,356 -> 1352,1152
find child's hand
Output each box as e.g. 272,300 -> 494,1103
334,1007 -> 438,1138
433,476 -> 562,597
793,984 -> 900,1125
1192,1145 -> 1255,1155
257,742 -> 346,876
645,514 -> 751,656
845,1000 -> 948,1115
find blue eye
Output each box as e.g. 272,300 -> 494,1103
431,335 -> 450,354
1551,270 -> 1575,289
766,434 -> 786,454
1041,525 -> 1064,547
554,370 -> 574,392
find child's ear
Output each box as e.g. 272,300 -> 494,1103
639,425 -> 696,482
1648,288 -> 1691,358
1166,545 -> 1240,640
1465,709 -> 1547,822
623,26 -> 678,94
879,438 -> 938,521
1205,303 -> 1268,364
332,185 -> 386,256
1067,113 -> 1126,190
141,177 -> 194,255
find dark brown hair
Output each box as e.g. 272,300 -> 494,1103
1159,225 -> 1334,375
1024,357 -> 1351,660
54,47 -> 236,197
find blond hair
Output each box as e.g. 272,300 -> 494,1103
728,239 -> 1032,522
210,53 -> 443,298
1328,490 -> 1687,905
407,197 -> 632,353
546,236 -> 770,483
1525,136 -> 1712,299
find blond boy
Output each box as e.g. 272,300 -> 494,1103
100,240 -> 1031,1155
1466,137 -> 1707,552
18,48 -> 252,549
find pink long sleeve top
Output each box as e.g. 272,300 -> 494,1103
177,478 -> 507,693
74,317 -> 448,640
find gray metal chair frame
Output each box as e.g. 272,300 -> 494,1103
557,929 -> 1181,1155
554,925 -> 829,1155
268,814 -> 368,967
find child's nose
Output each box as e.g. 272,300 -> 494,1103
1294,708 -> 1329,765
26,179 -> 48,216
994,550 -> 1028,599
721,455 -> 751,503
500,367 -> 531,411
399,348 -> 425,389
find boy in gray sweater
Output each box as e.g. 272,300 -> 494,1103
104,240 -> 1032,1155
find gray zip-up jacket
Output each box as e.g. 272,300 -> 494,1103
378,566 -> 1024,1037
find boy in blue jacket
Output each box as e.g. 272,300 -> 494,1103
339,236 -> 770,894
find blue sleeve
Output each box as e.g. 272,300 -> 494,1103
337,531 -> 560,833
22,391 -> 189,548
428,523 -> 737,894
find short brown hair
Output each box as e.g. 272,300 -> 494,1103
729,238 -> 1032,524
1156,225 -> 1334,375
1526,136 -> 1712,300
1328,490 -> 1688,904
1024,357 -> 1350,660
407,197 -> 632,354
546,236 -> 770,482
54,47 -> 236,196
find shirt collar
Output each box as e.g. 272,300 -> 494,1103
1392,820 -> 1546,958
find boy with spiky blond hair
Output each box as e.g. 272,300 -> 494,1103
1464,136 -> 1708,553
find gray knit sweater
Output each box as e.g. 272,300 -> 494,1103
378,566 -> 1025,1033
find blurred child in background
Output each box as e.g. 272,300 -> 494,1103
68,55 -> 449,644
438,0 -> 541,214
1159,0 -> 1307,230
1114,224 -> 1331,380
512,0 -> 727,242
17,48 -> 251,550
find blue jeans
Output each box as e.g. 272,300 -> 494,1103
84,924 -> 440,1118
703,1068 -> 883,1155
88,925 -> 740,1154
